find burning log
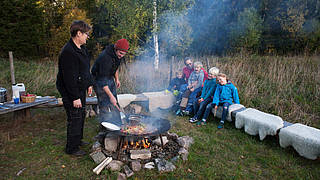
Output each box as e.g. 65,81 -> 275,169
92,157 -> 112,175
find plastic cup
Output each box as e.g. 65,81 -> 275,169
14,97 -> 19,104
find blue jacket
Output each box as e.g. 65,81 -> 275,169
212,81 -> 240,105
200,78 -> 218,100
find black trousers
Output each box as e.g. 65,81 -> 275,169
63,92 -> 86,154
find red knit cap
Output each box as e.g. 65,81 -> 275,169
114,39 -> 129,52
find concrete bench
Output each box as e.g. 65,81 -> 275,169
142,91 -> 175,112
279,123 -> 320,160
235,108 -> 284,140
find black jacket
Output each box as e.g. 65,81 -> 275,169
91,45 -> 122,87
56,38 -> 93,101
168,77 -> 186,91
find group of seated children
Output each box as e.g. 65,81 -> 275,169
169,59 -> 240,129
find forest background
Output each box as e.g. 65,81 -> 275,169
0,0 -> 319,58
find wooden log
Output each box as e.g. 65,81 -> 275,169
92,157 -> 112,175
9,51 -> 15,85
169,56 -> 174,83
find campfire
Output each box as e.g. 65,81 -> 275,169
122,138 -> 151,149
90,113 -> 194,177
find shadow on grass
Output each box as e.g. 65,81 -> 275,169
0,108 -> 319,179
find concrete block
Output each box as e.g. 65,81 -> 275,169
130,149 -> 151,160
235,108 -> 284,140
279,123 -> 320,160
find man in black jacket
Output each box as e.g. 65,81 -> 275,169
56,20 -> 93,156
91,39 -> 129,133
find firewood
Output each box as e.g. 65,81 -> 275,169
92,157 -> 112,175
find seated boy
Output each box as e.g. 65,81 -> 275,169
189,67 -> 219,123
197,73 -> 240,129
167,71 -> 185,96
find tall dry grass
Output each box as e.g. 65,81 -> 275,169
118,55 -> 320,128
1,55 -> 319,128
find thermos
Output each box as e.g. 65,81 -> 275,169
0,87 -> 7,103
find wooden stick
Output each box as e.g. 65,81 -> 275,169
206,58 -> 210,72
169,56 -> 174,83
92,157 -> 112,175
9,51 -> 15,85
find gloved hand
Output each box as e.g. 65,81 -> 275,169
173,90 -> 179,96
165,89 -> 170,94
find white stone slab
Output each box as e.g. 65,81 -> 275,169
235,108 -> 284,140
215,104 -> 245,122
142,91 -> 175,112
117,94 -> 137,108
279,123 -> 320,160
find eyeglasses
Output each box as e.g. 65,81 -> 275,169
118,51 -> 127,56
187,63 -> 192,66
83,32 -> 90,37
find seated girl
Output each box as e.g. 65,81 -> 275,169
176,61 -> 204,116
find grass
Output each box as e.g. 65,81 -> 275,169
0,55 -> 319,179
0,108 -> 319,179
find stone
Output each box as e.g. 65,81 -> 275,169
89,109 -> 96,117
153,136 -> 169,146
117,172 -> 126,180
177,136 -> 194,150
178,148 -> 189,161
107,160 -> 124,171
279,123 -> 320,160
215,104 -> 245,122
143,162 -> 155,169
235,108 -> 284,140
170,155 -> 180,163
90,150 -> 106,164
167,132 -> 179,140
129,104 -> 142,114
123,165 -> 134,177
92,141 -> 102,152
142,91 -> 175,112
104,133 -> 119,152
131,161 -> 142,172
154,158 -> 176,172
130,149 -> 151,160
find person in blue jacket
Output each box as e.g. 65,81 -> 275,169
189,67 -> 219,123
197,73 -> 240,129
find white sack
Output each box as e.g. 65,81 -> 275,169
279,123 -> 320,160
235,108 -> 284,140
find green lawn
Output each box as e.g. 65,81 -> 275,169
1,107 -> 319,179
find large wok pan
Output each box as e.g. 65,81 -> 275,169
113,114 -> 171,137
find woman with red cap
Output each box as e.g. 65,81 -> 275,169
91,39 -> 129,137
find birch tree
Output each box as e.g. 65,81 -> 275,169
153,0 -> 160,70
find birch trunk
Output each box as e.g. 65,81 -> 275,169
153,0 -> 159,70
